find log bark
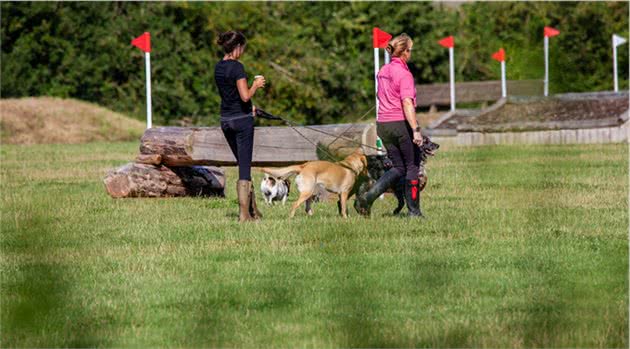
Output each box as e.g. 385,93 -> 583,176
139,124 -> 377,167
104,163 -> 225,198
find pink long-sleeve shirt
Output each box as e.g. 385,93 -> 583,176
376,57 -> 417,123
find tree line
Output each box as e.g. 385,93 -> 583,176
1,2 -> 627,126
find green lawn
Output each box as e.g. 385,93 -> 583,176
1,141 -> 628,348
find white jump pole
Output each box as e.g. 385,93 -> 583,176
374,47 -> 380,119
613,36 -> 618,92
612,34 -> 627,92
145,52 -> 152,129
501,60 -> 507,98
544,36 -> 549,97
449,46 -> 455,111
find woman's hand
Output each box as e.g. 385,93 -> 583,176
413,130 -> 423,146
237,75 -> 265,102
253,75 -> 266,89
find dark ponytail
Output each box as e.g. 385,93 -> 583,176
217,31 -> 247,54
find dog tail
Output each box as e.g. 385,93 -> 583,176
258,164 -> 305,179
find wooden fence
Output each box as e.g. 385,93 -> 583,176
416,80 -> 543,107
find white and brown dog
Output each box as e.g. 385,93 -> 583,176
260,174 -> 291,205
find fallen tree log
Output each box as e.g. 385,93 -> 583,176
139,124 -> 377,167
104,163 -> 225,198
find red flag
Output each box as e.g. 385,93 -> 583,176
132,32 -> 151,53
438,36 -> 454,48
373,27 -> 392,48
492,48 -> 505,62
544,26 -> 560,38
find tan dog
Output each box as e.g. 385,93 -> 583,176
259,149 -> 368,218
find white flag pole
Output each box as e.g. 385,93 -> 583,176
612,34 -> 628,92
501,60 -> 507,98
145,52 -> 152,129
613,35 -> 619,92
449,46 -> 455,111
374,47 -> 380,119
544,36 -> 549,97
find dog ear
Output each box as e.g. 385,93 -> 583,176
361,155 -> 369,176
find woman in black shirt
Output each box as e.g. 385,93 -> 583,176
215,31 -> 265,222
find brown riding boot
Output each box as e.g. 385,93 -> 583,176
237,180 -> 254,223
249,186 -> 263,220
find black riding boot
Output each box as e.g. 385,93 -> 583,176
405,179 -> 423,217
354,169 -> 403,216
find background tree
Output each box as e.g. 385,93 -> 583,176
1,2 -> 627,126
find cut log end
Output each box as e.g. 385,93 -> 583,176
103,168 -> 132,198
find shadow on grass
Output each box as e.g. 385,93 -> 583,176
320,224 -> 459,348
1,214 -> 106,347
188,257 -> 297,347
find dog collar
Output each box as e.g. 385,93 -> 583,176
338,161 -> 361,176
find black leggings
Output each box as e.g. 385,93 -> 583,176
221,116 -> 254,181
376,121 -> 419,181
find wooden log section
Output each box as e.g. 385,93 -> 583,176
104,163 -> 225,198
140,123 -> 378,167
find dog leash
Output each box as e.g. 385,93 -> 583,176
323,105 -> 375,149
255,107 -> 382,154
255,109 -> 343,161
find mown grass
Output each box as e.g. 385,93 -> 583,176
0,141 -> 627,348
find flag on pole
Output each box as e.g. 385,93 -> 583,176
438,36 -> 454,48
543,27 -> 559,96
613,34 -> 627,47
492,48 -> 505,62
131,32 -> 151,52
373,28 -> 392,48
492,48 -> 507,97
132,32 -> 153,128
438,36 -> 456,110
372,27 -> 391,154
544,26 -> 560,38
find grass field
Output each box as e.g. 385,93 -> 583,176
1,141 -> 628,347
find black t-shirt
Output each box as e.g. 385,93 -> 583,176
214,60 -> 253,119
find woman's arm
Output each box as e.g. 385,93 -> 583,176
236,77 -> 265,103
403,97 -> 423,145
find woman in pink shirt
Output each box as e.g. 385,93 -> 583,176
356,33 -> 423,217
